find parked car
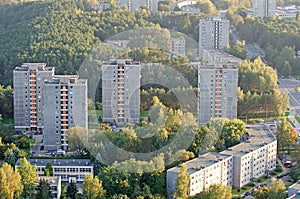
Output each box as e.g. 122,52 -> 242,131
56,149 -> 65,155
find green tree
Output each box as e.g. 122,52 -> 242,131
4,147 -> 20,167
61,182 -> 67,199
44,162 -> 53,176
67,126 -> 88,155
17,157 -> 38,199
67,181 -> 78,199
268,179 -> 286,199
0,163 -> 23,199
253,179 -> 286,199
277,119 -> 298,152
83,174 -> 105,199
35,179 -> 51,199
252,186 -> 269,199
191,183 -> 232,199
290,145 -> 300,181
205,183 -> 232,199
174,163 -> 189,199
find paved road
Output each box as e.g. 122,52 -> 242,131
231,27 -> 265,60
31,134 -> 43,155
278,77 -> 300,137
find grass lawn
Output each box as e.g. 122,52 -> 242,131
140,111 -> 149,117
295,114 -> 300,123
287,118 -> 296,128
23,138 -> 35,154
0,118 -> 13,125
232,183 -> 256,195
88,123 -> 99,129
295,75 -> 300,80
88,109 -> 102,117
256,177 -> 268,183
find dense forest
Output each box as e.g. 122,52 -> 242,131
0,0 -> 204,86
236,16 -> 300,76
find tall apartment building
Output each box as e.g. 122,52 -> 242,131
43,76 -> 87,151
199,17 -> 230,59
13,63 -> 55,133
194,62 -> 238,125
102,58 -> 140,126
253,0 -> 276,18
167,125 -> 277,198
167,152 -> 234,198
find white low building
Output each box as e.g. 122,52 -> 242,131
37,176 -> 61,199
16,158 -> 93,183
167,152 -> 233,198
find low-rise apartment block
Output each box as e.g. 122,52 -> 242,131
16,158 -> 93,183
220,126 -> 277,189
166,125 -> 277,198
167,152 -> 233,198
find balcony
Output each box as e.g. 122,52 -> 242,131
61,113 -> 68,116
61,123 -> 68,127
60,88 -> 68,91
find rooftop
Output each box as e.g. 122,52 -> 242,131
16,158 -> 93,167
203,49 -> 243,63
290,181 -> 300,190
14,63 -> 54,72
169,125 -> 276,173
221,125 -> 276,157
168,152 -> 232,174
190,62 -> 238,70
204,17 -> 229,22
103,58 -> 140,66
44,75 -> 87,85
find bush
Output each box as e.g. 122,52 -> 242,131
275,165 -> 283,172
270,171 -> 277,176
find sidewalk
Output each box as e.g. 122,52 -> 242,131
288,108 -> 300,139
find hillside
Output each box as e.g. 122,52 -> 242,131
0,0 -> 159,85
